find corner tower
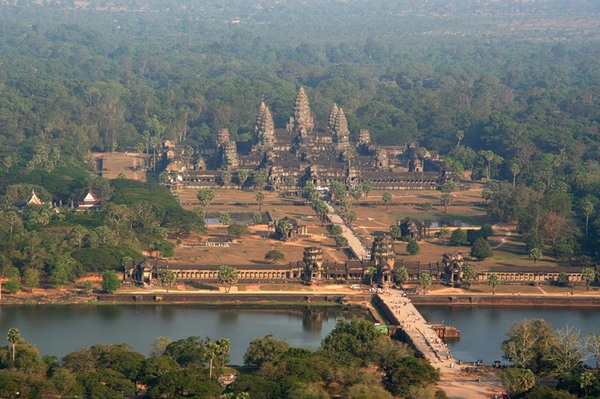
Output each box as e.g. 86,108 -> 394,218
255,102 -> 275,150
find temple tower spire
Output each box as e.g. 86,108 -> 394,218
255,102 -> 275,149
293,86 -> 314,141
327,103 -> 339,132
333,107 -> 349,150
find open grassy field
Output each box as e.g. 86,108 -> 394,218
172,189 -> 345,266
96,152 -> 147,181
168,185 -> 560,269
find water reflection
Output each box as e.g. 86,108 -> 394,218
97,305 -> 121,321
0,304 -> 365,364
218,310 -> 239,324
302,308 -> 323,332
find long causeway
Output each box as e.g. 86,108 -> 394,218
376,293 -> 503,399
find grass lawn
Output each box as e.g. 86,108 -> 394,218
170,186 -> 562,270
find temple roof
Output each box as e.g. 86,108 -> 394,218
26,189 -> 44,206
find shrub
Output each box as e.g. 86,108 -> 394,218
406,239 -> 420,255
264,250 -> 285,262
227,223 -> 249,239
449,229 -> 468,246
480,224 -> 495,238
466,229 -> 483,245
470,238 -> 493,260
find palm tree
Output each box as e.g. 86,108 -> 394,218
487,274 -> 500,294
4,212 -> 19,238
361,180 -> 373,198
580,371 -> 594,397
529,247 -> 542,265
217,266 -> 239,293
480,150 -> 502,183
580,200 -> 593,238
343,146 -> 356,169
237,170 -> 249,189
196,189 -> 215,214
455,130 -> 464,148
462,264 -> 477,287
220,170 -> 232,187
510,162 -> 521,187
150,136 -> 161,172
205,338 -> 230,380
581,268 -> 596,291
418,273 -> 432,291
7,328 -> 20,363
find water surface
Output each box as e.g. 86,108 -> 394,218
0,305 -> 363,364
416,305 -> 600,364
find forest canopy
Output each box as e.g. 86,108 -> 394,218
0,0 -> 599,266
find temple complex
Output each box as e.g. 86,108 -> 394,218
161,87 -> 452,191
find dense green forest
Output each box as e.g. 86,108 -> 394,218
0,0 -> 599,287
0,319 -> 444,399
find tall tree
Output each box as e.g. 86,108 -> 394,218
7,328 -> 20,363
365,266 -> 377,286
205,338 -> 230,380
455,130 -> 464,148
253,169 -> 268,191
529,247 -> 542,265
382,191 -> 392,211
217,266 -> 239,293
255,191 -> 265,211
393,266 -> 409,287
581,268 -> 595,291
361,180 -> 373,198
418,273 -> 432,291
487,274 -> 500,294
220,170 -> 232,186
440,192 -> 452,214
237,170 -> 249,189
510,162 -> 521,187
585,333 -> 600,369
462,264 -> 477,287
579,199 -> 593,238
244,333 -> 289,367
161,270 -> 176,293
196,189 -> 215,214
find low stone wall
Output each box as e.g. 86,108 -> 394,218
409,295 -> 600,307
98,293 -> 373,304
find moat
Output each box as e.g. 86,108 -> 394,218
0,304 -> 365,364
0,304 -> 598,365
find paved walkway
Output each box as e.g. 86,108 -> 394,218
377,293 -> 503,399
326,204 -> 369,259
